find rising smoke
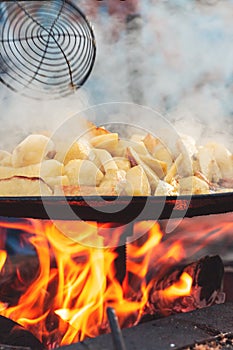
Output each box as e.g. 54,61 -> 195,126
0,0 -> 233,150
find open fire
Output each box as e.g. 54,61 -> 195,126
0,216 -> 230,348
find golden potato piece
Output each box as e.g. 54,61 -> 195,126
179,176 -> 209,195
125,165 -> 151,196
0,163 -> 41,180
130,134 -> 145,143
0,150 -> 12,167
63,141 -> 90,165
112,140 -> 148,158
0,176 -> 53,196
153,146 -> 173,169
0,160 -> 63,181
177,134 -> 197,158
140,154 -> 167,179
110,140 -> 130,157
90,133 -> 119,153
87,126 -> 110,137
12,134 -> 55,167
40,160 -> 64,178
192,155 -> 201,174
197,146 -> 222,183
91,149 -> 118,173
154,180 -> 178,196
143,134 -> 173,168
207,142 -> 233,179
127,147 -> 159,191
143,133 -> 160,154
44,175 -> 69,190
164,154 -> 183,184
99,169 -> 126,195
130,141 -> 149,155
104,169 -> 126,181
113,157 -> 131,172
64,159 -> 104,186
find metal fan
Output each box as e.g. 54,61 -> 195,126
0,0 -> 96,99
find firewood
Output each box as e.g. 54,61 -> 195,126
0,316 -> 44,350
149,256 -> 225,315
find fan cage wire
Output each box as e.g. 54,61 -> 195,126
0,0 -> 96,99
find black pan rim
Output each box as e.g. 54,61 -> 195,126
0,191 -> 232,202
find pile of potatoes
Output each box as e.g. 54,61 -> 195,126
0,120 -> 232,196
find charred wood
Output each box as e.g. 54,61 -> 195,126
0,316 -> 44,350
149,255 -> 225,315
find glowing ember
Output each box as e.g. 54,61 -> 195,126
0,216 -> 230,347
162,272 -> 193,299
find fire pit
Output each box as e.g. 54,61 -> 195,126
0,211 -> 232,349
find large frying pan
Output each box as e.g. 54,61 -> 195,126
0,193 -> 232,222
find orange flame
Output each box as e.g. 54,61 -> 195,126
0,214 -> 231,348
162,272 -> 193,299
0,250 -> 7,272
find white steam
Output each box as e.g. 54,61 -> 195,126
1,0 -> 233,149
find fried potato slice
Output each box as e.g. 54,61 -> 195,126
40,160 -> 64,178
126,147 -> 159,191
143,134 -> 174,169
0,163 -> 41,179
113,157 -> 131,172
0,160 -> 63,180
175,135 -> 196,177
139,154 -> 167,179
177,134 -> 197,158
0,176 -> 53,196
91,149 -> 118,173
64,159 -> 104,186
130,134 -> 145,143
112,140 -> 149,158
164,154 -> 183,184
90,133 -> 119,153
154,180 -> 178,196
44,175 -> 69,190
125,165 -> 151,196
99,169 -> 126,195
84,122 -> 110,137
153,146 -> 173,169
63,141 -> 90,165
143,133 -> 160,154
207,142 -> 233,179
12,135 -> 55,167
130,141 -> 149,155
197,146 -> 222,183
0,150 -> 12,167
178,176 -> 209,195
192,155 -> 201,174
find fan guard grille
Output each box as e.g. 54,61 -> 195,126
0,0 -> 96,99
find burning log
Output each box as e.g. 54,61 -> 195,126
0,217 -> 230,348
0,316 -> 44,350
0,255 -> 39,306
149,255 -> 225,315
